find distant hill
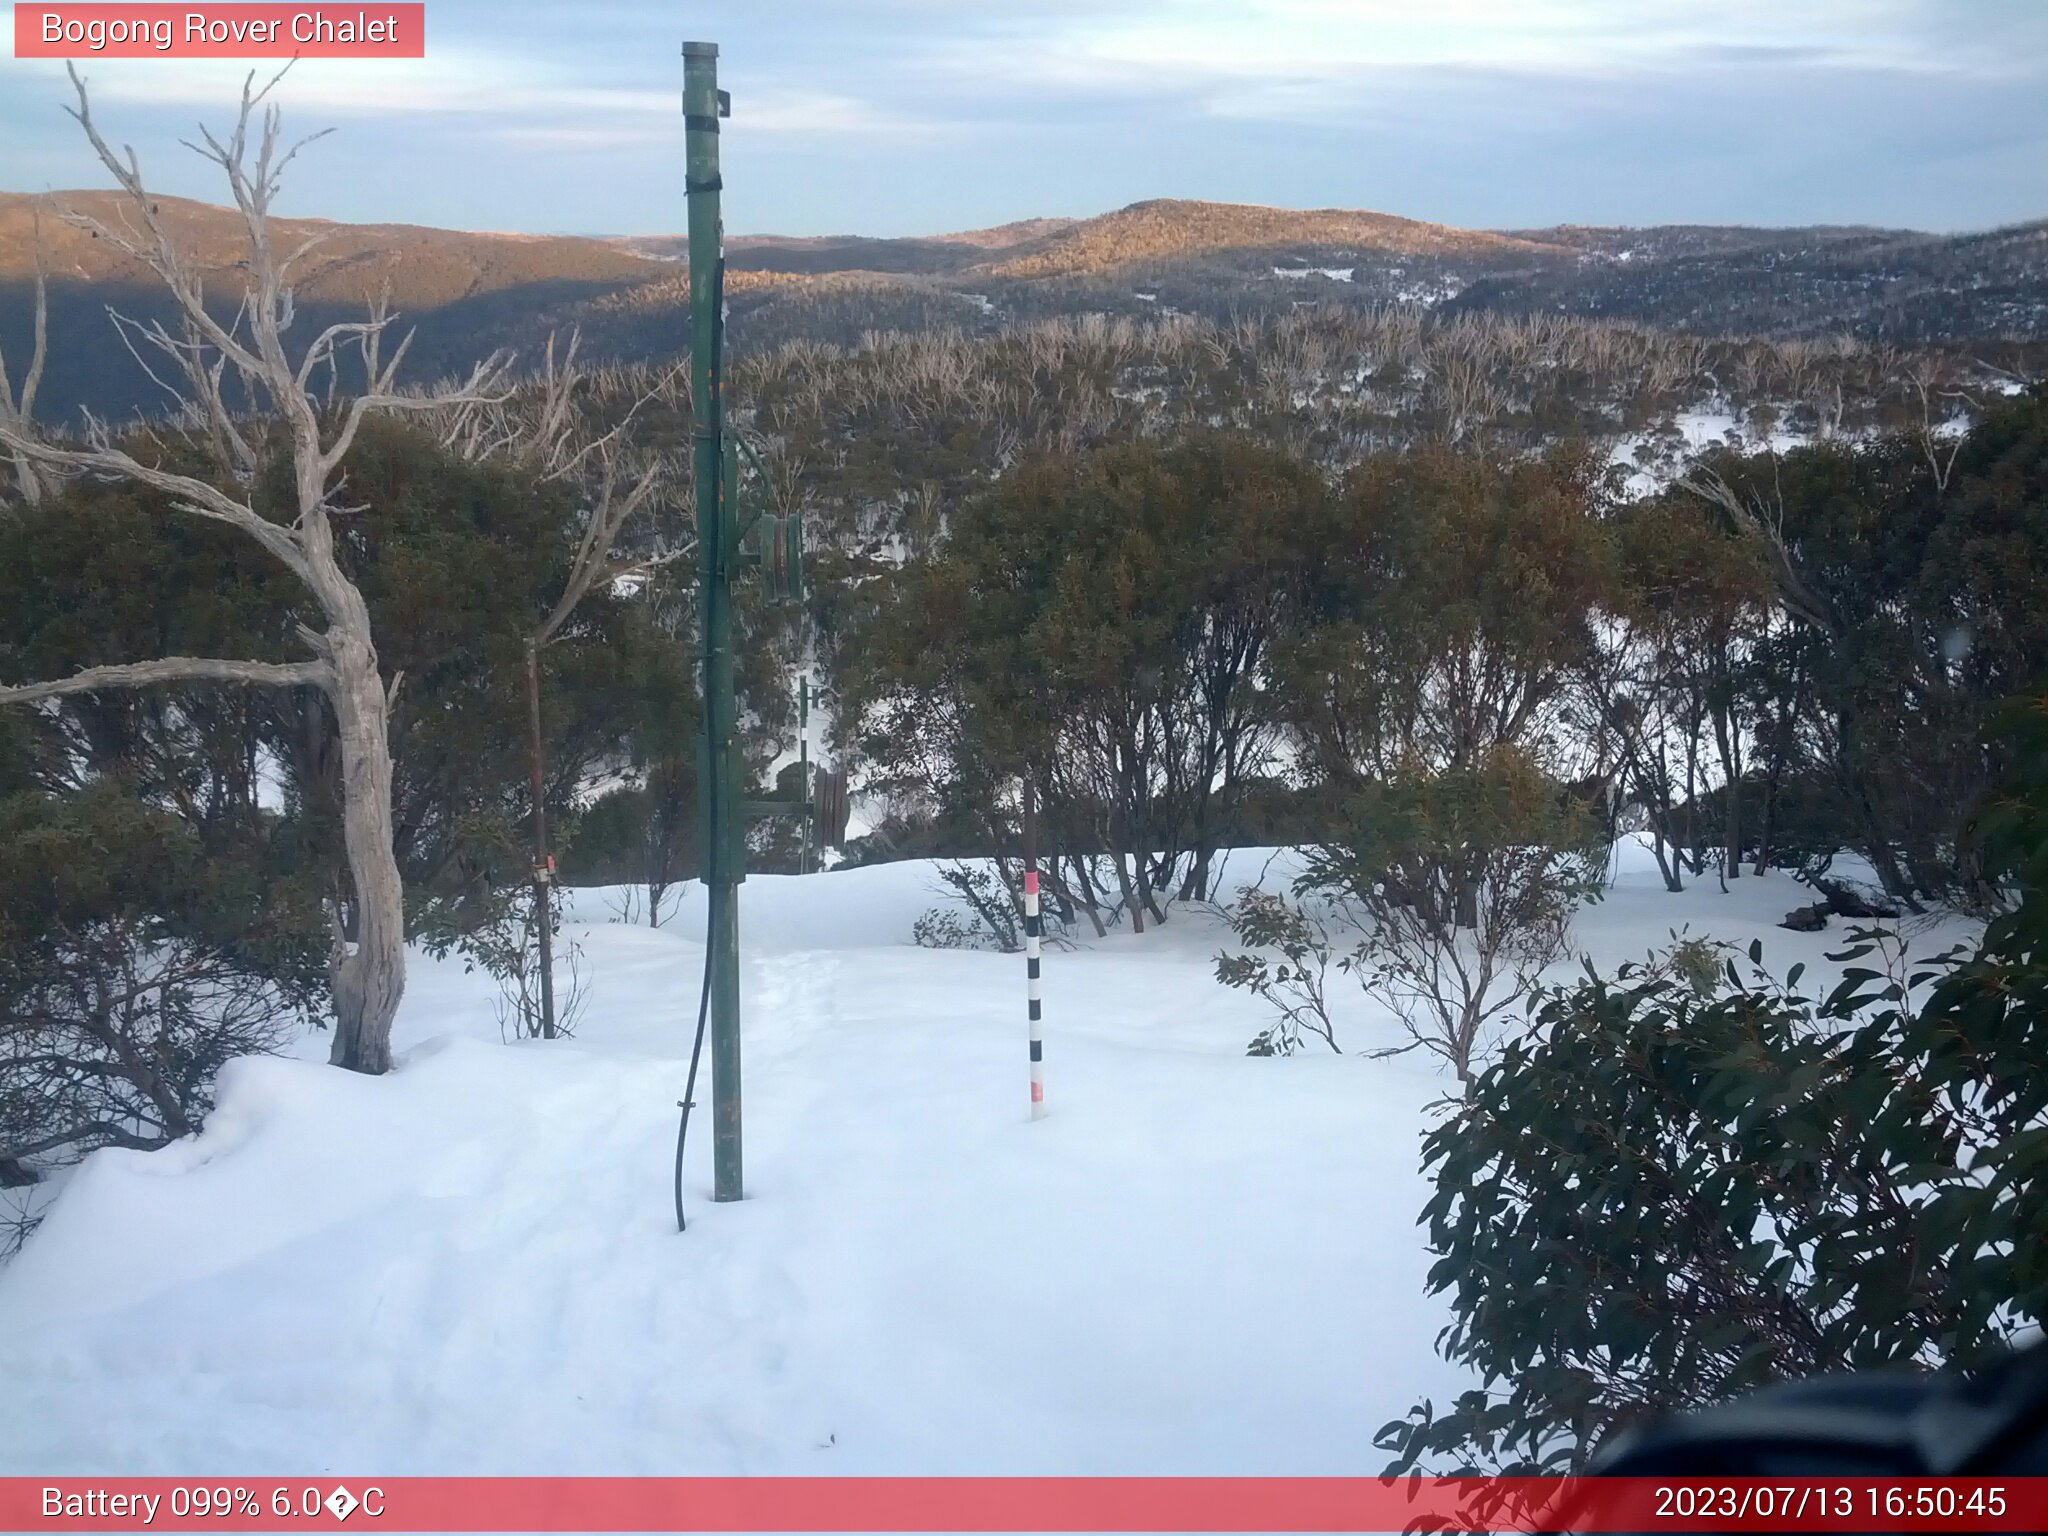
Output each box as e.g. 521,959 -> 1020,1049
977,198 -> 1566,278
611,215 -> 1079,276
3,191 -> 2043,422
606,201 -> 1560,280
0,191 -> 666,306
1450,218 -> 2048,340
926,216 -> 1080,249
0,190 -> 683,422
1497,223 -> 1918,261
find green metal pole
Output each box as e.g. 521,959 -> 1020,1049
684,40 -> 743,1203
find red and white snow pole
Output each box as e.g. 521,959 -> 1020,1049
1023,781 -> 1046,1120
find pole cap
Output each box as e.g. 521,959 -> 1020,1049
682,40 -> 718,57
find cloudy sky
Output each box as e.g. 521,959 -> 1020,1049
3,1 -> 2045,237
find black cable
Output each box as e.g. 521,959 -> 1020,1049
674,925 -> 715,1232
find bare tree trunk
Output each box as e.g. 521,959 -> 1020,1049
1752,785 -> 1777,877
1111,846 -> 1143,934
0,203 -> 49,506
1650,831 -> 1683,893
1680,719 -> 1707,876
1056,855 -> 1110,938
1753,665 -> 1804,877
326,638 -> 405,1073
1725,775 -> 1742,884
1453,1004 -> 1478,1088
1834,714 -> 1925,913
1136,858 -> 1167,926
1712,701 -> 1741,890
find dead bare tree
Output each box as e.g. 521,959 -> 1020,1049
0,66 -> 510,1075
0,202 -> 50,504
1903,355 -> 1973,494
424,331 -> 685,1038
519,356 -> 672,1039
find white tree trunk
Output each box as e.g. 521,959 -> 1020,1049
326,635 -> 404,1073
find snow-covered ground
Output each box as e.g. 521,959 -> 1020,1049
1609,407 -> 1821,497
0,842 -> 1977,1475
1271,265 -> 1356,283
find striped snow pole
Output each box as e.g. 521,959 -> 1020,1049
1023,782 -> 1046,1120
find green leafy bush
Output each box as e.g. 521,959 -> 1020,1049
1377,694 -> 2048,1475
912,863 -> 1022,952
0,783 -> 326,1187
1214,889 -> 1341,1056
1220,748 -> 1603,1078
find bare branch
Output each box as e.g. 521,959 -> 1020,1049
19,209 -> 49,424
279,225 -> 333,282
60,64 -> 276,389
536,449 -> 668,644
105,307 -> 193,406
0,201 -> 52,503
0,656 -> 332,706
1678,467 -> 1840,638
296,314 -> 395,394
0,424 -> 310,579
320,350 -> 514,478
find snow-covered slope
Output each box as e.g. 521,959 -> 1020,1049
0,845 -> 1976,1475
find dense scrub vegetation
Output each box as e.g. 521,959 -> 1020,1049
1376,691 -> 2048,1474
843,386 -> 2048,923
700,307 -> 2027,565
6,332 -> 2044,1198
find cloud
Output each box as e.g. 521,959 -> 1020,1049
471,122 -> 673,151
8,20 -> 947,162
18,49 -> 659,118
736,90 -> 943,138
471,91 -> 923,150
903,0 -> 2038,121
2,0 -> 2041,235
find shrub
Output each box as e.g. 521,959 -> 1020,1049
1214,889 -> 1342,1055
1378,694 -> 2048,1476
1222,748 -> 1603,1081
0,784 -> 325,1191
912,862 -> 1022,952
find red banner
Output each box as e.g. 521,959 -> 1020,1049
3,1477 -> 2047,1532
12,5 -> 426,58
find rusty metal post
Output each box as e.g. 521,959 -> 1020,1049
525,638 -> 556,1040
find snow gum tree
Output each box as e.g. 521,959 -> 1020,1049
1222,445 -> 1611,1081
850,435 -> 1325,933
1672,390 -> 2048,910
1568,494 -> 1774,893
0,69 -> 509,1074
1276,441 -> 1613,789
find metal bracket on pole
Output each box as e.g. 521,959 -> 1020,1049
725,436 -> 807,604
